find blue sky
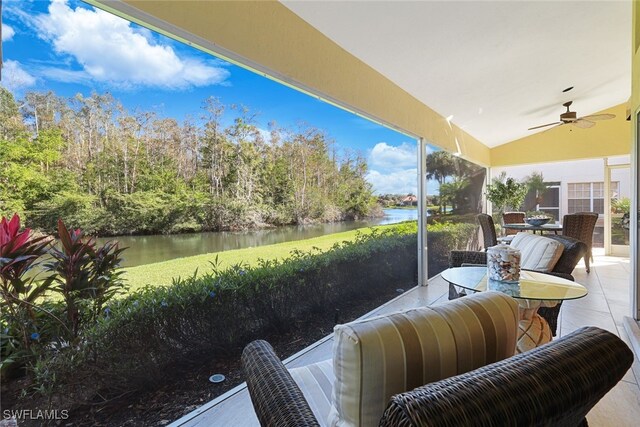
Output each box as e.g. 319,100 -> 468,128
2,0 -> 440,194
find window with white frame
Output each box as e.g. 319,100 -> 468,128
567,182 -> 619,215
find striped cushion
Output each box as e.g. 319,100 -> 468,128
510,232 -> 564,272
289,359 -> 335,427
328,291 -> 519,427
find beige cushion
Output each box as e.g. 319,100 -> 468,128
328,291 -> 519,427
290,359 -> 334,427
510,232 -> 564,272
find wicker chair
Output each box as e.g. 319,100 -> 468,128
502,211 -> 526,235
477,213 -> 498,249
448,234 -> 587,336
563,212 -> 599,273
477,213 -> 514,247
243,327 -> 632,427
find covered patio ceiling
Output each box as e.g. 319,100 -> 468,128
282,0 -> 631,148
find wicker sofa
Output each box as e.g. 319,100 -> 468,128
449,233 -> 587,336
242,292 -> 632,427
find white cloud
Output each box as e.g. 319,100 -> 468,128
38,66 -> 90,84
32,0 -> 229,89
368,142 -> 416,171
365,141 -> 439,194
366,169 -> 417,195
1,60 -> 37,92
366,142 -> 418,194
2,24 -> 15,41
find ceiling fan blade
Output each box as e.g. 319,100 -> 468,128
528,122 -> 562,130
580,113 -> 616,121
572,119 -> 595,129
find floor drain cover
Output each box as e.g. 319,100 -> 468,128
209,374 -> 225,383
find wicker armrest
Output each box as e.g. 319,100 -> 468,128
380,327 -> 633,427
449,250 -> 487,268
242,340 -> 320,427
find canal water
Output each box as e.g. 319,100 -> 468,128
98,208 -> 418,268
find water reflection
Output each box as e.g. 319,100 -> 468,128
98,208 -> 418,267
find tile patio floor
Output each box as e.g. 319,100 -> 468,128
170,251 -> 639,427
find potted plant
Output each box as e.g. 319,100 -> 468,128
485,172 -> 528,217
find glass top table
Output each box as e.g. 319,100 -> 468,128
441,266 -> 588,353
441,267 -> 587,301
503,223 -> 563,234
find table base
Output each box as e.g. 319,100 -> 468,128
516,300 -> 558,353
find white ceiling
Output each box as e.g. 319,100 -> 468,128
282,0 -> 632,147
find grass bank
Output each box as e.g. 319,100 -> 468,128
122,223 -> 408,291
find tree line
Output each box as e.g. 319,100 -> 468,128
0,88 -> 378,236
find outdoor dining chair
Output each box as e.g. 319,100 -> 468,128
502,211 -> 525,235
477,213 -> 513,248
562,212 -> 599,273
477,213 -> 498,249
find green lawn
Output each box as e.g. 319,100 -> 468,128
122,224 -> 399,291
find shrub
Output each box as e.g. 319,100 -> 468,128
61,224 -> 418,395
427,221 -> 479,277
0,214 -> 126,394
103,191 -> 181,235
15,220 -> 478,405
29,192 -> 107,235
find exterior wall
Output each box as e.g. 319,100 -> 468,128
492,156 -> 631,247
492,156 -> 631,219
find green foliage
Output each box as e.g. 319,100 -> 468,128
612,197 -> 631,214
439,178 -> 470,213
486,172 -> 528,214
2,220 -> 479,406
426,221 -> 479,275
2,90 -> 377,235
30,192 -> 106,234
51,223 -> 418,395
426,151 -> 485,215
44,220 -> 127,339
524,171 -> 547,197
0,216 -> 126,395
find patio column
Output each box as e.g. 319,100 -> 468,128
632,111 -> 639,320
417,137 -> 428,285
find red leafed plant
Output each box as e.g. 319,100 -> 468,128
45,219 -> 126,339
0,214 -> 51,291
0,214 -> 53,358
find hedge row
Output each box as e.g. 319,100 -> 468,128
48,223 -> 413,394
427,221 -> 479,276
45,220 -> 478,399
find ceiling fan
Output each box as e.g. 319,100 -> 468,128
528,101 -> 615,131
